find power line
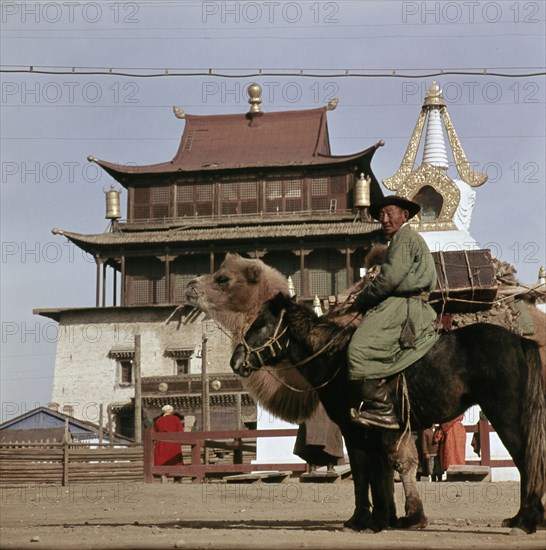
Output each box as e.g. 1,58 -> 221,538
1,65 -> 545,78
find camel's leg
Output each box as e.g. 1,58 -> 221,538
384,432 -> 428,530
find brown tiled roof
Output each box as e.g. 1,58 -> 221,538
91,108 -> 383,179
52,220 -> 381,254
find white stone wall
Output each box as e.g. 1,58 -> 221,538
48,307 -> 235,425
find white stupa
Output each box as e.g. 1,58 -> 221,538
383,81 -> 488,253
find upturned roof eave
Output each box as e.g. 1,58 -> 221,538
90,143 -> 382,187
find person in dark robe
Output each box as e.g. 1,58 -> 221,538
293,401 -> 344,472
154,405 -> 184,480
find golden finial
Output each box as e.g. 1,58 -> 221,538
423,81 -> 446,107
173,106 -> 186,119
247,83 -> 263,116
327,98 -> 339,110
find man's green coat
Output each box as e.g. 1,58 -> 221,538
348,224 -> 439,380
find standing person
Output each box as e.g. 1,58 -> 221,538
293,401 -> 344,473
435,414 -> 466,473
348,195 -> 439,429
154,404 -> 184,481
419,425 -> 439,481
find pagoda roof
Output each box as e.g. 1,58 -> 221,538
90,107 -> 383,182
52,220 -> 382,255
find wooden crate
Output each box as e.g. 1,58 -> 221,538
429,249 -> 498,314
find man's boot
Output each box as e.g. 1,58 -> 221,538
349,379 -> 399,430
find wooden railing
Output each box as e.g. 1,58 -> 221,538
144,428 -> 307,482
464,419 -> 514,468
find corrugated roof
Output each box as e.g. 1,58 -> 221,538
90,108 -> 383,179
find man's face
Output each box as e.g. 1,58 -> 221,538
378,206 -> 408,236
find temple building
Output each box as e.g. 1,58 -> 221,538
35,84 -> 387,437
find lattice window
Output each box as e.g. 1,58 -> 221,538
173,255 -> 210,302
311,197 -> 329,210
266,181 -> 283,199
131,279 -> 149,304
221,183 -> 238,201
240,182 -> 257,199
330,175 -> 346,195
311,178 -> 328,196
177,183 -> 214,218
127,258 -> 166,305
221,202 -> 238,215
151,187 -> 169,204
178,186 -> 193,202
266,179 -> 303,212
196,184 -> 213,201
285,180 -> 302,198
307,250 -> 346,296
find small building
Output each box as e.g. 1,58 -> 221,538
0,406 -> 131,444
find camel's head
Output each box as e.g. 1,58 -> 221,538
185,253 -> 289,338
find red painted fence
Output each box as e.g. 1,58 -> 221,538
144,418 -> 514,483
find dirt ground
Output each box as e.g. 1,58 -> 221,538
1,479 -> 544,550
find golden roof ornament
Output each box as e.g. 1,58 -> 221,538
247,83 -> 263,116
327,98 -> 339,110
173,106 -> 186,119
423,81 -> 446,107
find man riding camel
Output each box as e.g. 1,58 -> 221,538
348,195 -> 439,430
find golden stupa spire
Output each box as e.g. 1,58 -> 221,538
383,81 -> 487,190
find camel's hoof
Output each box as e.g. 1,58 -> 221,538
397,515 -> 428,530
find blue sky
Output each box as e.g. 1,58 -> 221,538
1,1 -> 545,420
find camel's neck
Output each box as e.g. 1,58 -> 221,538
284,305 -> 352,384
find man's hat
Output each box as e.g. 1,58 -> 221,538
369,195 -> 421,221
161,405 -> 174,414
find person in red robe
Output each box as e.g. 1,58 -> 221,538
434,414 -> 466,473
154,405 -> 184,469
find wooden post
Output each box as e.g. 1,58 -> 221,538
236,393 -> 242,431
95,257 -> 101,307
98,404 -> 103,445
143,427 -> 154,483
201,335 -> 210,464
107,404 -> 114,444
102,262 -> 107,307
134,334 -> 142,443
120,255 -> 126,306
62,419 -> 69,486
113,266 -> 117,307
478,416 -> 491,467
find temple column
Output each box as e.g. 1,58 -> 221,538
293,247 -> 312,298
120,254 -> 126,306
